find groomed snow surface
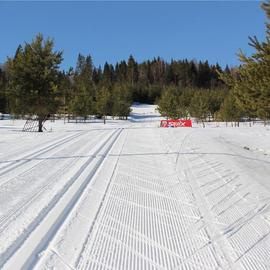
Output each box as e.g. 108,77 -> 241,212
0,104 -> 270,270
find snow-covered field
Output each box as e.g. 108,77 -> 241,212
0,104 -> 270,270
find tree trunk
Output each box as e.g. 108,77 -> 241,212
202,120 -> 205,128
38,115 -> 43,132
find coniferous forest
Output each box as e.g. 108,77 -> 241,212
0,1 -> 269,128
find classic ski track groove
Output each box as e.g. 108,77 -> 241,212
0,130 -> 96,189
0,131 -> 84,178
0,130 -> 108,234
2,128 -> 122,269
0,130 -> 111,266
76,129 -> 129,270
0,131 -> 71,167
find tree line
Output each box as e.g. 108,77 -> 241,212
0,0 -> 269,131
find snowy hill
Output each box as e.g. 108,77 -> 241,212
129,103 -> 164,123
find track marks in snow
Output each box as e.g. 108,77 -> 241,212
2,129 -> 122,269
0,131 -> 83,177
180,134 -> 270,270
1,124 -> 270,270
67,129 -> 223,270
0,130 -> 108,248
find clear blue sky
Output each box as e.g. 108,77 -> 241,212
0,1 -> 267,70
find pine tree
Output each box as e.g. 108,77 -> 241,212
92,66 -> 102,85
103,62 -> 113,86
218,92 -> 243,125
127,55 -> 138,85
70,54 -> 95,118
75,54 -> 85,75
69,91 -> 93,119
57,70 -> 72,116
157,87 -> 179,119
7,34 -> 63,131
0,66 -> 7,113
96,87 -> 111,124
189,90 -> 210,127
111,84 -> 131,119
177,88 -> 194,119
220,1 -> 270,123
115,61 -> 127,82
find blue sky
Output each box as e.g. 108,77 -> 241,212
0,1 -> 267,70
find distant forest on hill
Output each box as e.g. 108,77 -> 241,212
0,0 -> 270,130
0,53 -> 229,101
0,50 -> 230,118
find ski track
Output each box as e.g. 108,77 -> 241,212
0,105 -> 270,270
0,131 -> 87,187
0,130 -> 108,235
2,128 -> 123,269
0,131 -> 82,172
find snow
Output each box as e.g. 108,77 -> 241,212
0,104 -> 269,269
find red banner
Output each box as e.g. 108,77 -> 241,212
160,119 -> 192,128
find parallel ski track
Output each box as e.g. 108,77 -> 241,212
0,130 -> 108,236
0,132 -> 70,166
76,129 -> 128,270
74,130 -> 209,270
0,131 -> 85,178
0,131 -> 97,189
2,128 -> 123,270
